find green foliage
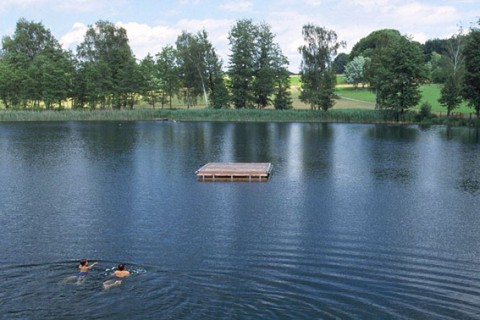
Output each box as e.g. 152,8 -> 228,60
210,74 -> 230,109
0,108 -> 417,123
273,66 -> 293,110
350,29 -> 402,60
375,36 -> 428,117
428,52 -> 449,83
422,38 -> 449,61
439,75 -> 463,116
75,20 -> 138,109
176,30 -> 207,108
1,18 -> 73,109
298,24 -> 345,110
228,19 -> 257,109
333,53 -> 349,74
416,101 -> 433,121
344,56 -> 369,88
420,84 -> 471,113
228,20 -> 290,110
462,21 -> 480,118
155,45 -> 180,109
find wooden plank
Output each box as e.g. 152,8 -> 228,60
196,162 -> 272,181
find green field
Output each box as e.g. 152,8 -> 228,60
418,84 -> 471,114
0,76 -> 476,117
289,75 -> 475,115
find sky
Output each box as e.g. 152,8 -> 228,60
0,0 -> 479,72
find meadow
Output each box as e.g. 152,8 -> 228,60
290,75 -> 474,115
1,75 -> 478,125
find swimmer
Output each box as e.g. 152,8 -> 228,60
103,263 -> 130,290
65,259 -> 98,283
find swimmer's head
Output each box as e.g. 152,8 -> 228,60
118,263 -> 125,271
80,259 -> 88,266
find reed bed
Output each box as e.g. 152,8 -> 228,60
0,108 -> 426,124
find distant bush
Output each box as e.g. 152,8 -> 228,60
416,102 -> 433,122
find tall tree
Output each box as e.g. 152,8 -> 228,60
332,52 -> 349,74
344,56 -> 369,89
272,47 -> 292,110
228,20 -> 289,109
2,18 -> 72,108
298,24 -> 345,111
228,19 -> 258,109
156,45 -> 180,109
176,30 -> 214,108
0,57 -> 20,108
253,23 -> 276,108
439,30 -> 465,116
352,29 -> 405,109
350,29 -> 402,60
422,38 -> 449,61
462,21 -> 480,118
375,36 -> 428,119
205,46 -> 229,109
32,49 -> 74,109
139,54 -> 162,108
76,20 -> 136,109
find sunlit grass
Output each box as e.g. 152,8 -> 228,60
419,84 -> 471,114
0,108 -> 419,123
335,86 -> 375,103
1,76 -> 479,124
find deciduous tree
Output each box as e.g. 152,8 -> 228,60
298,24 -> 345,111
2,18 -> 72,108
439,30 -> 465,116
76,20 -> 136,109
375,36 -> 428,119
228,19 -> 258,109
462,21 -> 480,118
344,56 -> 369,89
156,45 -> 180,109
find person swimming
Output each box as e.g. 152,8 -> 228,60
65,259 -> 97,283
103,263 -> 130,290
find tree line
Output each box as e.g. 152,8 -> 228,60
336,26 -> 480,118
0,18 -> 479,118
0,18 -> 291,111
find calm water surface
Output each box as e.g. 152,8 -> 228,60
1,121 -> 480,319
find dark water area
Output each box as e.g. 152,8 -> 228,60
1,121 -> 480,319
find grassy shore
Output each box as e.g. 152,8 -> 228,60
1,76 -> 479,126
1,108 -> 479,126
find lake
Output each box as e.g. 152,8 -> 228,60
1,121 -> 480,319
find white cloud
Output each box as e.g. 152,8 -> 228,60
303,0 -> 323,6
175,18 -> 233,64
178,0 -> 200,4
0,0 -> 126,13
60,18 -> 235,60
117,22 -> 180,58
220,1 -> 253,12
59,22 -> 88,51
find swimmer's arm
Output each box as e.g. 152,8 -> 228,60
88,262 -> 98,269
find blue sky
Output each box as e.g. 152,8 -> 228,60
0,0 -> 479,72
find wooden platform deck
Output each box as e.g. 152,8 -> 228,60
196,162 -> 273,181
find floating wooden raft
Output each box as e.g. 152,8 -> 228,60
196,162 -> 273,181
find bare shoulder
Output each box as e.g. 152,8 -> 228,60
114,270 -> 130,277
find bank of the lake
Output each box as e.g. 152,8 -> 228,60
1,108 -> 480,126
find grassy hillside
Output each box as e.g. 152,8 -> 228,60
289,75 -> 475,115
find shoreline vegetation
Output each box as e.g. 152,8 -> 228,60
1,108 -> 480,127
2,19 -> 480,126
1,77 -> 478,126
1,80 -> 479,126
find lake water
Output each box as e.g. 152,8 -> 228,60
1,121 -> 480,319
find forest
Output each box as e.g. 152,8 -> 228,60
0,18 -> 479,119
